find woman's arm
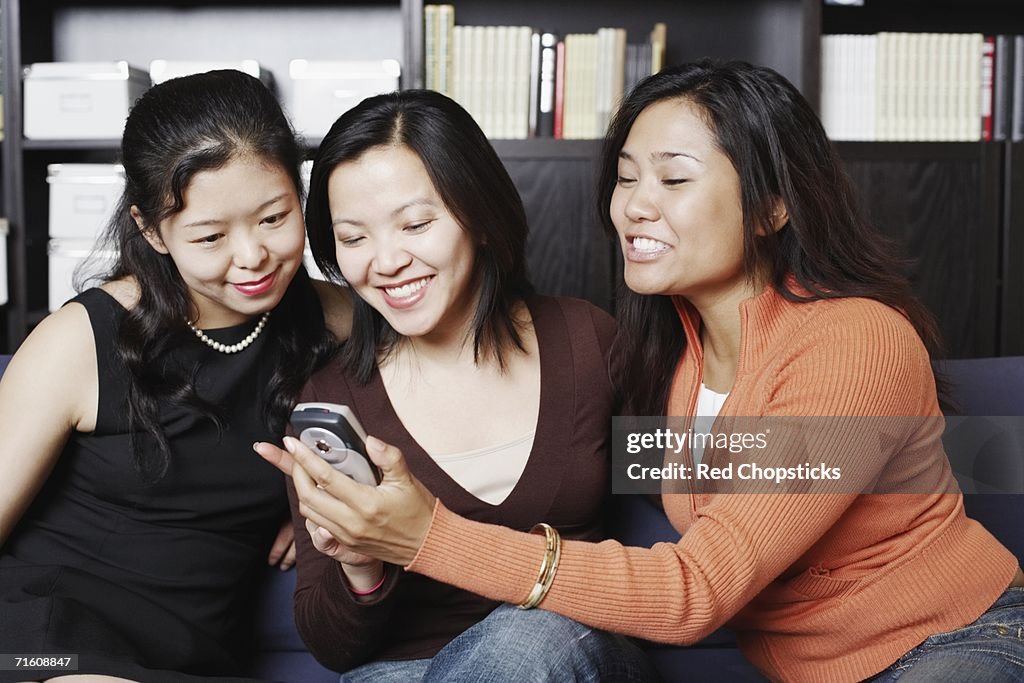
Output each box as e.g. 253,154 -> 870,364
405,310 -> 944,643
277,433 -> 847,644
0,304 -> 98,546
268,308 -> 945,645
285,474 -> 404,672
257,371 -> 400,672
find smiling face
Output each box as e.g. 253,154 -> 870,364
327,144 -> 478,344
610,98 -> 753,306
139,154 -> 305,328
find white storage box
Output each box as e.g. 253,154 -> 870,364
0,218 -> 9,306
304,248 -> 327,281
288,59 -> 400,138
299,161 -> 327,281
24,61 -> 150,140
300,159 -> 313,203
149,59 -> 274,89
48,239 -> 117,312
48,164 -> 125,240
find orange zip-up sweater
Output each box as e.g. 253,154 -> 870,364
407,286 -> 1018,682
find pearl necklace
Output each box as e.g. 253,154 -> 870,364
186,311 -> 270,354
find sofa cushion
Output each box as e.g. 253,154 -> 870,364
252,566 -> 307,652
938,357 -> 1024,563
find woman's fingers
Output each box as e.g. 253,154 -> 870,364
281,539 -> 297,570
253,440 -> 295,476
288,433 -> 437,566
305,517 -> 339,554
292,455 -> 363,543
366,435 -> 412,485
285,435 -> 365,497
267,517 -> 295,568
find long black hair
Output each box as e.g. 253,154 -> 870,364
599,60 -> 943,416
305,89 -> 533,382
94,69 -> 335,480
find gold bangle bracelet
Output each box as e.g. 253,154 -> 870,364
518,522 -> 562,610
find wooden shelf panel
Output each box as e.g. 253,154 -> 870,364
491,139 -> 603,160
823,0 -> 1024,35
834,141 -> 997,163
23,139 -> 120,152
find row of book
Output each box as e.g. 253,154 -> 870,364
821,32 -> 1024,142
423,4 -> 666,139
983,35 -> 1024,142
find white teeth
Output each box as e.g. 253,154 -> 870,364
384,277 -> 431,299
632,237 -> 670,253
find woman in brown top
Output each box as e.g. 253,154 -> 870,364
257,90 -> 656,681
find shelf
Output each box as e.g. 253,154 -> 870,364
447,0 -> 817,98
21,137 -> 603,160
23,139 -> 120,151
2,0 -> 1019,356
833,141 -> 997,162
483,140 -> 1007,163
823,0 -> 1024,35
23,0 -> 398,7
247,137 -> 605,162
490,139 -> 603,160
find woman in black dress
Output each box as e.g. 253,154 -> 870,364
0,70 -> 348,682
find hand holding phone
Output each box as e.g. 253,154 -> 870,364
289,403 -> 382,486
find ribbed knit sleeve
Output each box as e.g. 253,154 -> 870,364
410,489 -> 867,644
407,296 -> 1018,682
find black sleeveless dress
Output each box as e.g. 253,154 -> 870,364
0,289 -> 288,682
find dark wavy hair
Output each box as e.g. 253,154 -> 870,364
305,89 -> 533,382
598,60 -> 943,416
93,69 -> 335,480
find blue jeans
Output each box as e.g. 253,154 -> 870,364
868,587 -> 1024,682
339,603 -> 659,682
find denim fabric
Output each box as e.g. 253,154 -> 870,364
339,603 -> 659,682
340,658 -> 430,682
868,587 -> 1024,682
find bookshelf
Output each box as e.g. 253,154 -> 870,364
823,0 -> 1024,356
446,0 -> 820,102
0,0 -> 413,351
1,0 -> 1020,357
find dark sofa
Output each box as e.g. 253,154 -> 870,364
1,354 -> 1021,682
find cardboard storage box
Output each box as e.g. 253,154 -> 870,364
288,59 -> 400,138
24,61 -> 150,140
150,59 -> 274,89
48,239 -> 117,312
48,164 -> 125,240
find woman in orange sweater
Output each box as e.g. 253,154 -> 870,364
259,61 -> 1024,682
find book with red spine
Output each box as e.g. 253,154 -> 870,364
553,39 -> 566,139
981,36 -> 995,141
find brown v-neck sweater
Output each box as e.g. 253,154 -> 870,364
287,295 -> 616,672
407,286 -> 1019,683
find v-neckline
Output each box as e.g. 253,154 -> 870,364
360,296 -> 573,522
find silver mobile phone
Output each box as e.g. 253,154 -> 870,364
289,403 -> 382,486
